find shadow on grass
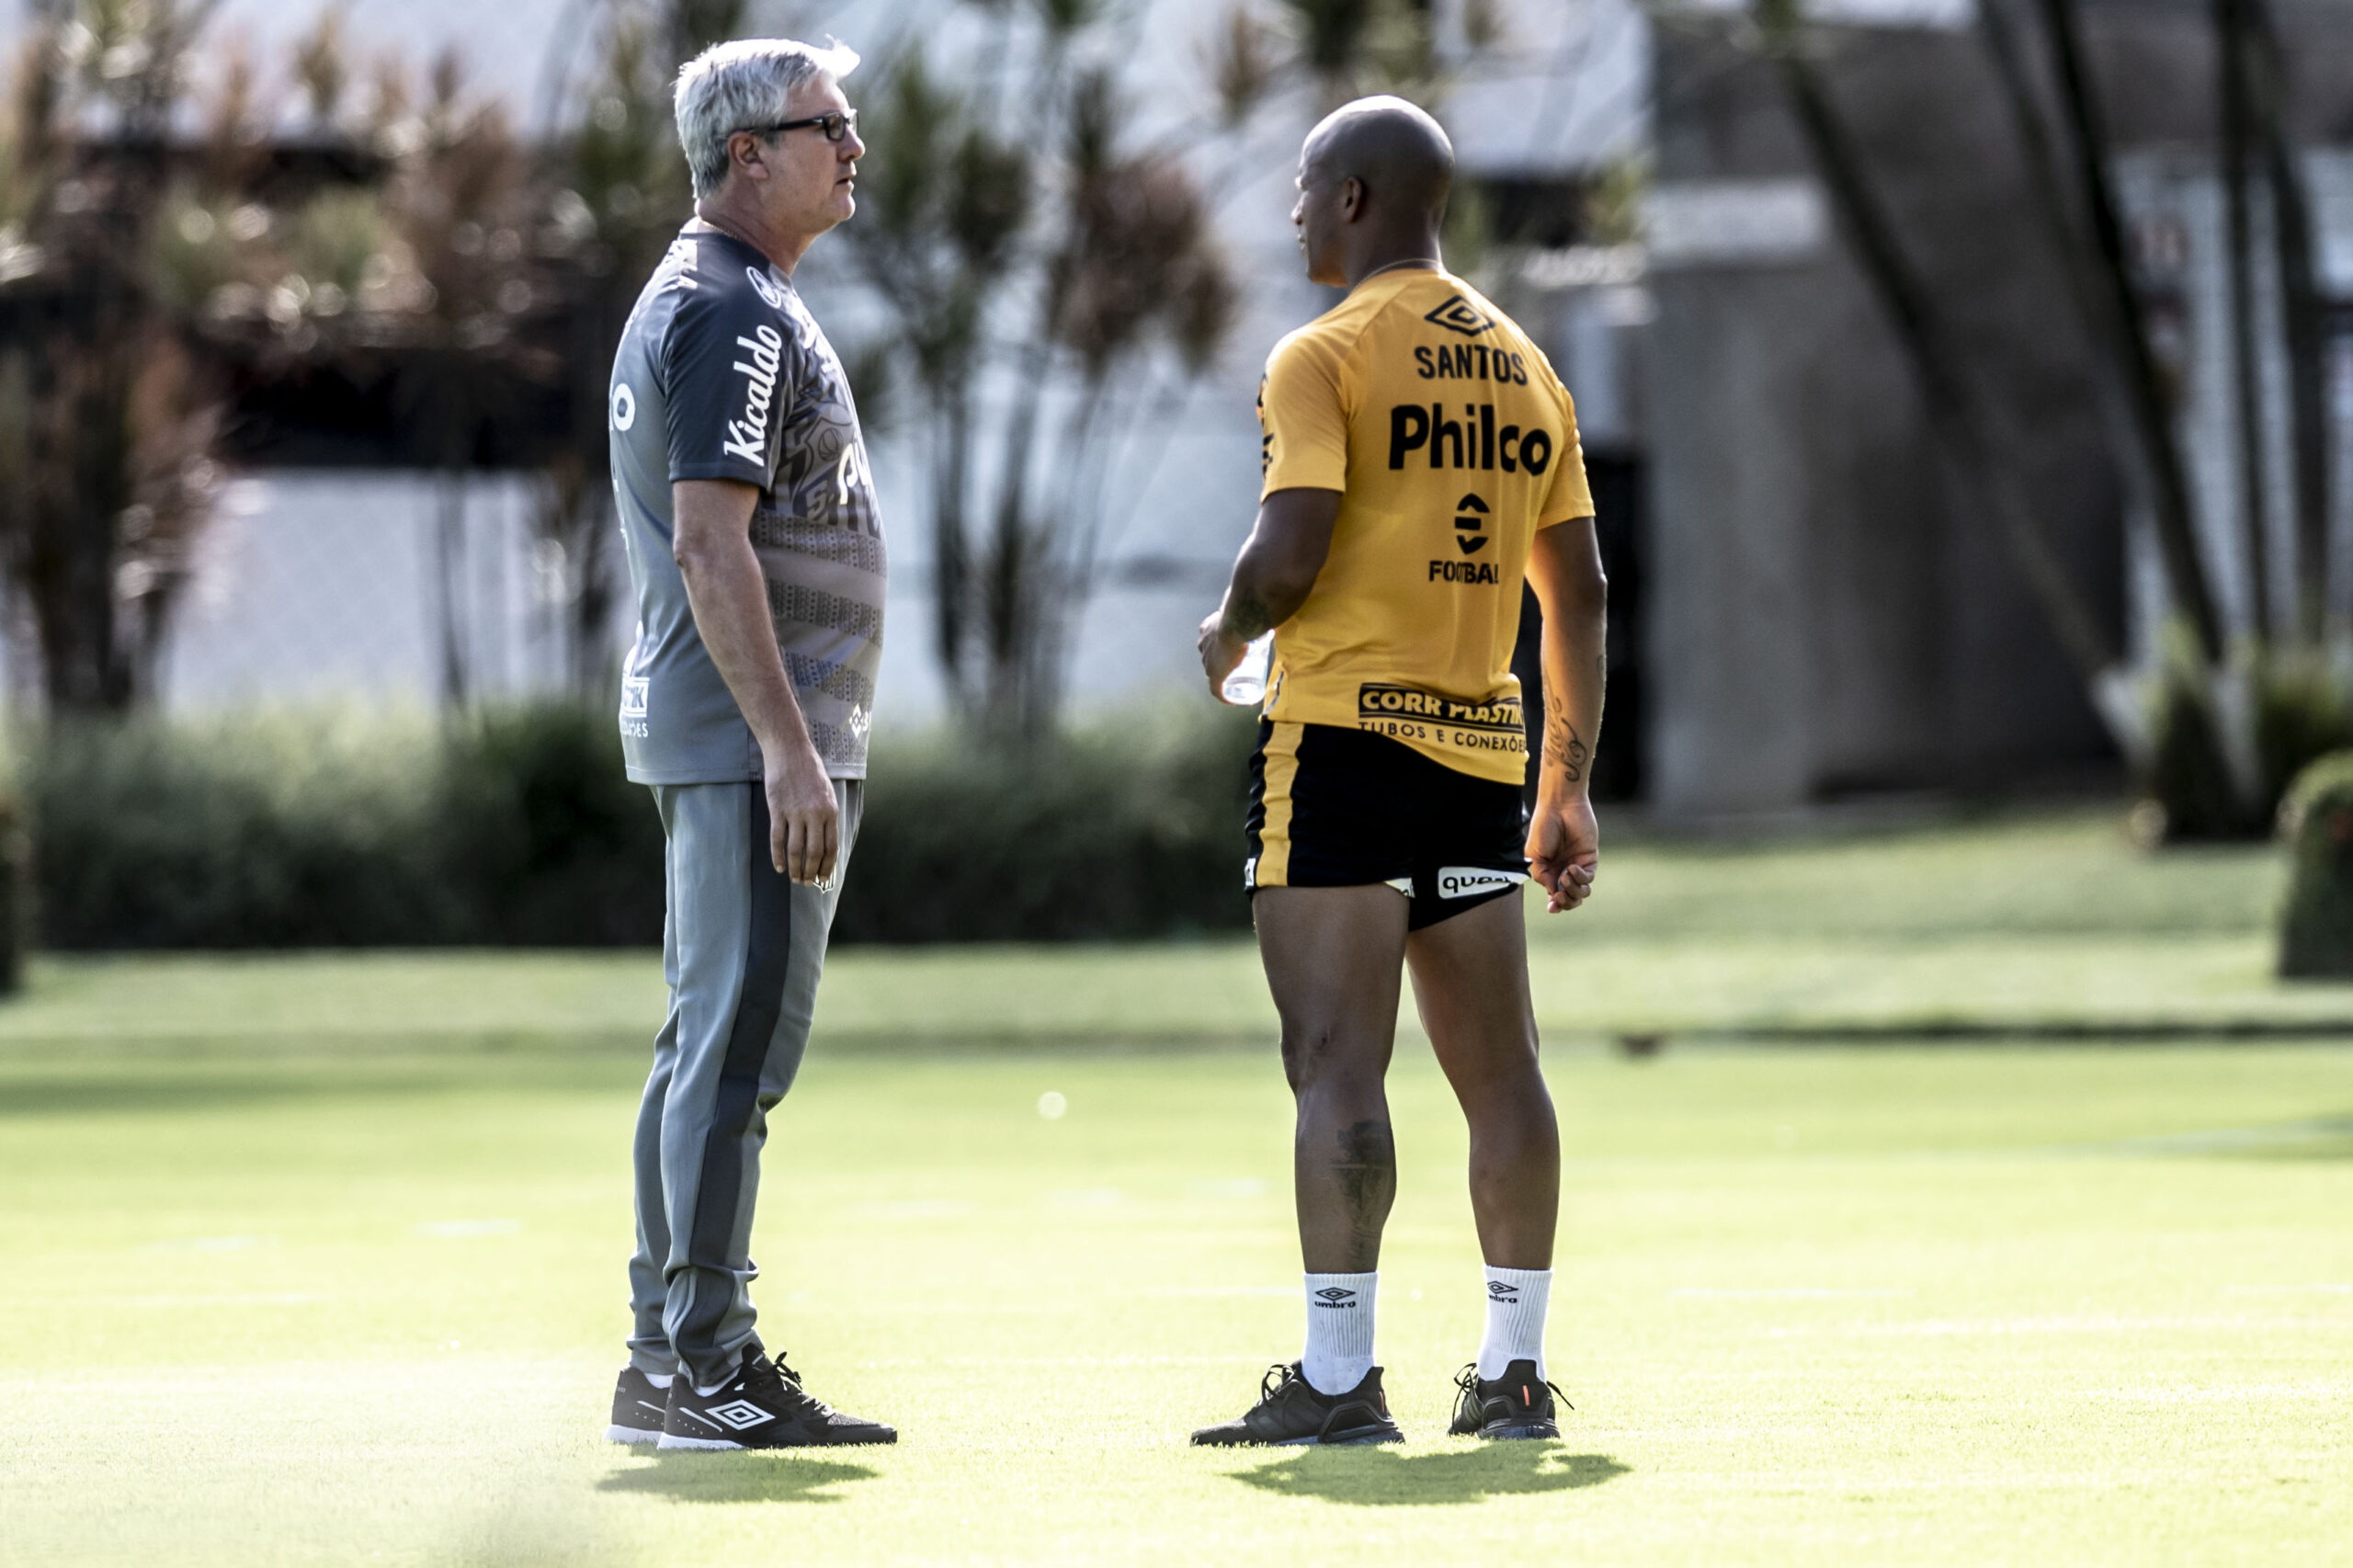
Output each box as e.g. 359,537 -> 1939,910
0,1051 -> 649,1119
2092,1113 -> 2353,1162
597,1450 -> 879,1505
1231,1444 -> 1630,1506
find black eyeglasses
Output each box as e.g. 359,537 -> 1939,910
739,108 -> 858,143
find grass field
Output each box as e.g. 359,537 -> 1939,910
4,811 -> 2352,1565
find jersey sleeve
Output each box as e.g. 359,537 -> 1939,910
1536,362 -> 1596,528
1257,329 -> 1351,498
662,281 -> 792,488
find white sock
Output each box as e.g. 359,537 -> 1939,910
642,1370 -> 674,1390
1477,1266 -> 1552,1380
1301,1270 -> 1378,1395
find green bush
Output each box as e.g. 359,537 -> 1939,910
20,701 -> 1259,949
0,788 -> 23,993
2141,654 -> 2353,842
27,706 -> 663,949
835,706 -> 1258,943
2277,750 -> 2353,977
2143,673 -> 2246,840
30,710 -> 461,948
438,706 -> 667,945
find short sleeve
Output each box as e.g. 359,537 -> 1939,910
664,282 -> 792,488
1536,367 -> 1596,528
1258,331 -> 1350,498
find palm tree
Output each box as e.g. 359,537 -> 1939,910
848,2 -> 1237,744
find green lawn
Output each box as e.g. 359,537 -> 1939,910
5,811 -> 2352,1564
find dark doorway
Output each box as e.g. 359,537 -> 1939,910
1515,451 -> 1644,803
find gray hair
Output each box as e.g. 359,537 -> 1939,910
674,38 -> 860,199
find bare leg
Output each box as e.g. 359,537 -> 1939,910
1254,884 -> 1410,1273
1405,892 -> 1558,1268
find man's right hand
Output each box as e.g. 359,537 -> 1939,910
1198,611 -> 1248,700
764,742 -> 839,885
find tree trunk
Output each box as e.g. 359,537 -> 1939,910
17,274 -> 140,715
2240,0 -> 2332,642
1757,5 -> 2133,754
2217,0 -> 2274,642
1977,0 -> 2166,585
435,472 -> 471,710
931,383 -> 974,713
665,1 -> 745,66
2035,0 -> 2229,664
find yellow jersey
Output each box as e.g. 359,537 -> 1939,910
1256,267 -> 1594,783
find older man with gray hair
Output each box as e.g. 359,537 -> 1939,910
599,36 -> 893,1450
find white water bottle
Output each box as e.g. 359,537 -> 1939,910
1221,632 -> 1275,706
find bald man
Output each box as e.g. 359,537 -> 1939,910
1189,97 -> 1606,1446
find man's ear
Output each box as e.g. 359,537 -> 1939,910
1340,175 -> 1365,223
730,131 -> 769,183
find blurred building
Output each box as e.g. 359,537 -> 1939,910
38,0 -> 2352,826
0,0 -> 1652,735
1643,0 -> 2353,819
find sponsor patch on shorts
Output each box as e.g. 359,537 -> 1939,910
1435,866 -> 1529,900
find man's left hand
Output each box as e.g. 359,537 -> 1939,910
1527,793 -> 1600,915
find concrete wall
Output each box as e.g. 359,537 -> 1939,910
1646,17 -> 2131,819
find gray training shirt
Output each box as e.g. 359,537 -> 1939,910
609,221 -> 886,783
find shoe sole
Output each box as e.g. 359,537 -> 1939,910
1479,1421 -> 1560,1440
657,1431 -> 898,1450
1284,1429 -> 1405,1447
1194,1426 -> 1405,1447
605,1424 -> 664,1445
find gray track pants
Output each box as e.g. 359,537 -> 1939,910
626,778 -> 860,1388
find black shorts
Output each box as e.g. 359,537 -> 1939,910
1245,721 -> 1529,931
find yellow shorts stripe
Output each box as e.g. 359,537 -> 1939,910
1256,721 -> 1304,888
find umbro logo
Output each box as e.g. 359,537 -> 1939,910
1487,1281 -> 1519,1301
703,1399 -> 777,1430
1313,1287 -> 1358,1308
1424,293 -> 1496,337
746,267 -> 786,308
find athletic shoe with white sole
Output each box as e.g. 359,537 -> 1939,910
604,1364 -> 672,1444
657,1346 -> 896,1449
1449,1358 -> 1567,1439
1190,1361 -> 1404,1447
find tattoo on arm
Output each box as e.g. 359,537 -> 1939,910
1544,708 -> 1588,782
1222,586 -> 1279,642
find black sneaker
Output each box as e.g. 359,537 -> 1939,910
1191,1362 -> 1404,1447
1449,1358 -> 1567,1439
605,1365 -> 672,1444
658,1346 -> 897,1449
